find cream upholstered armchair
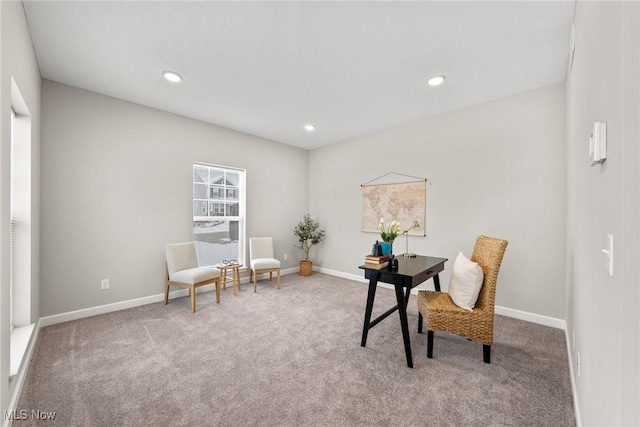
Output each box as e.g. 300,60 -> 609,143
417,235 -> 508,363
165,242 -> 221,313
249,237 -> 281,292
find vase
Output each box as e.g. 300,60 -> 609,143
299,260 -> 313,276
380,242 -> 393,256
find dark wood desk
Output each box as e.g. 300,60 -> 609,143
359,255 -> 447,368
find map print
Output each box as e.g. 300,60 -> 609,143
361,180 -> 426,235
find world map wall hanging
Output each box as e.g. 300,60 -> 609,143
361,174 -> 426,236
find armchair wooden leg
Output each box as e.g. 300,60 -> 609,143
427,331 -> 434,359
215,279 -> 221,304
164,281 -> 170,305
418,312 -> 423,334
276,270 -> 281,290
483,344 -> 491,364
253,270 -> 257,293
190,285 -> 196,313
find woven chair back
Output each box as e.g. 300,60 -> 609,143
470,235 -> 508,312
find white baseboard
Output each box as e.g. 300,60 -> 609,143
493,306 -> 565,330
564,328 -> 583,427
39,293 -> 169,327
315,267 -> 366,283
317,267 -> 566,330
38,266 -> 564,331
40,268 -> 298,327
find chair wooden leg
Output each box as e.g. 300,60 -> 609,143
483,344 -> 491,364
269,272 -> 273,282
215,279 -> 221,304
418,312 -> 423,334
427,331 -> 434,359
253,270 -> 257,293
190,285 -> 196,313
276,270 -> 280,290
164,281 -> 170,305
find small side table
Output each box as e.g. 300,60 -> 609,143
217,264 -> 243,295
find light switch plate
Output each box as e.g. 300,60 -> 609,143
589,122 -> 607,166
602,233 -> 613,276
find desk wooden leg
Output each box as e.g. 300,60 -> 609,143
433,274 -> 441,292
361,275 -> 378,347
395,283 -> 413,368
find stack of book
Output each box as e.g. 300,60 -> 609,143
364,254 -> 390,269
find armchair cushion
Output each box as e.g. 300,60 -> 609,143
250,258 -> 281,270
170,266 -> 219,285
448,251 -> 484,311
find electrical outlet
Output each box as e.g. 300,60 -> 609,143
101,279 -> 110,290
284,253 -> 288,260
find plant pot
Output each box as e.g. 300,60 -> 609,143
299,260 -> 313,276
380,242 -> 393,256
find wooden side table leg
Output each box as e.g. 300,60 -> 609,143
232,267 -> 238,295
220,267 -> 227,290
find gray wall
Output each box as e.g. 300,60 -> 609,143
566,1 -> 639,425
40,81 -> 309,316
0,0 -> 41,415
309,83 -> 567,319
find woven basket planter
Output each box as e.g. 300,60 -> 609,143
299,260 -> 313,276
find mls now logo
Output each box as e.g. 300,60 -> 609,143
4,410 -> 56,421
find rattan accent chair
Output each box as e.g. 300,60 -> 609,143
417,235 -> 508,363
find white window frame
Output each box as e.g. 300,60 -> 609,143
193,162 -> 246,264
9,78 -> 35,379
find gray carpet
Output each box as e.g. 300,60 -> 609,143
16,273 -> 575,426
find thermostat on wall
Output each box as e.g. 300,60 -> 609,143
589,122 -> 607,166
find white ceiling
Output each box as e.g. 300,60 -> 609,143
23,1 -> 575,150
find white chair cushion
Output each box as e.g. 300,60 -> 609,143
251,258 -> 281,270
170,266 -> 219,285
166,242 -> 198,274
448,251 -> 485,311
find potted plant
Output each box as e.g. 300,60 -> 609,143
378,218 -> 400,255
293,214 -> 326,276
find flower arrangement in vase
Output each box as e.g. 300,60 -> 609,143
378,218 -> 400,255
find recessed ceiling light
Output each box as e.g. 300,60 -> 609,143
427,75 -> 446,87
162,70 -> 182,83
304,124 -> 316,131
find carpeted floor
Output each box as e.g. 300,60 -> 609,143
15,273 -> 575,426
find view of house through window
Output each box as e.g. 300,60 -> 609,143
193,163 -> 245,266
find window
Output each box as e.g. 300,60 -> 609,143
10,106 -> 16,332
9,78 -> 34,380
193,163 -> 246,266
